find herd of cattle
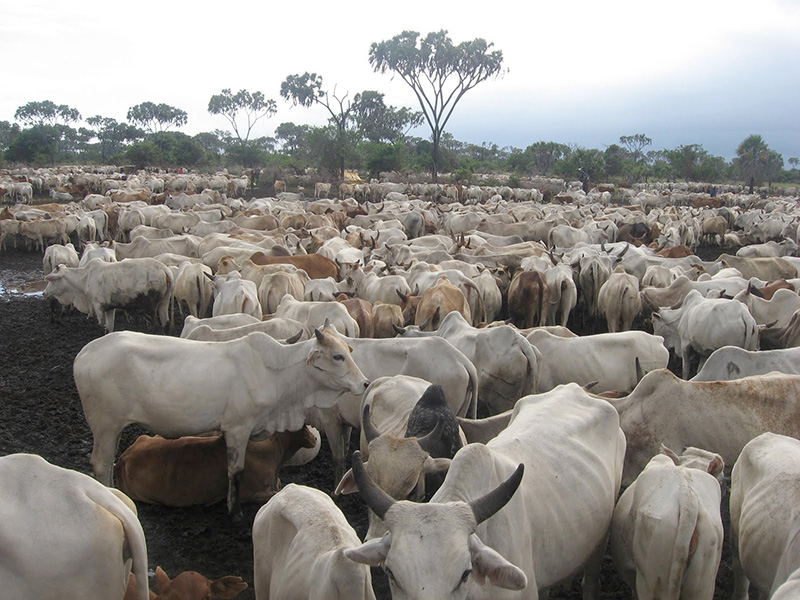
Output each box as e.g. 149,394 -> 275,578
5,165 -> 800,599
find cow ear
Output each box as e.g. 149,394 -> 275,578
306,349 -> 320,365
209,575 -> 248,599
155,566 -> 171,593
660,444 -> 681,465
344,533 -> 392,567
334,468 -> 358,495
469,535 -> 527,590
707,455 -> 724,477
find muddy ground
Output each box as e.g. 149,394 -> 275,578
0,248 -> 747,599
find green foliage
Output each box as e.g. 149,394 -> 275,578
350,91 -> 423,143
208,88 -> 276,143
127,102 -> 188,135
125,141 -> 162,169
6,125 -> 60,164
362,141 -> 405,178
85,116 -> 143,162
14,101 -> 81,127
734,134 -> 783,190
554,147 -> 606,189
369,29 -> 505,182
619,133 -> 652,160
0,120 -> 21,152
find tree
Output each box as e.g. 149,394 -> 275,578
369,30 -> 505,183
0,120 -> 21,152
789,157 -> 799,169
665,144 -> 717,182
736,134 -> 772,193
554,147 -> 605,192
14,101 -> 81,127
280,73 -> 359,178
5,125 -> 61,165
85,116 -> 143,162
207,88 -> 277,143
619,134 -> 652,161
127,102 -> 188,136
274,122 -> 312,156
350,91 -> 423,143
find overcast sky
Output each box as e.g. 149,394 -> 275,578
2,0 -> 798,161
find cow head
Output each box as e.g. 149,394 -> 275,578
151,566 -> 247,600
344,451 -> 526,600
336,405 -> 451,538
305,323 -> 369,396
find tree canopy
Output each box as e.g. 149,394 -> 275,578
369,30 -> 505,182
207,88 -> 276,143
127,102 -> 188,135
14,101 -> 81,127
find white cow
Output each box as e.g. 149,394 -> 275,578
597,266 -> 641,332
653,289 -> 759,378
692,345 -> 800,381
731,433 -> 800,599
185,317 -> 310,343
174,261 -> 214,318
527,329 -> 669,394
274,294 -> 359,337
79,242 -> 117,267
345,383 -> 625,599
605,369 -> 800,485
395,311 -> 539,414
610,448 -> 724,599
253,483 -> 376,600
180,313 -> 262,337
43,257 -> 174,332
734,285 -> 800,329
0,454 -> 149,600
73,326 -> 370,514
43,242 -> 79,275
258,271 -> 306,314
212,271 -> 262,319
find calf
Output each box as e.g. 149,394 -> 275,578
125,568 -> 246,600
115,427 -> 317,506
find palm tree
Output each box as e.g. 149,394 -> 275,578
736,134 -> 771,193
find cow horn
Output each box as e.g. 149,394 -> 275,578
416,417 -> 444,454
618,242 -> 630,257
749,283 -> 764,298
584,381 -> 599,391
601,241 -> 607,253
351,450 -> 394,519
314,328 -> 324,343
392,323 -> 407,335
469,463 -> 524,525
362,404 -> 381,443
635,356 -> 644,383
285,330 -> 303,344
396,289 -> 408,303
419,311 -> 434,330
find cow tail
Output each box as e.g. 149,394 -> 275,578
464,357 -> 480,419
667,487 -> 700,598
195,273 -> 203,317
537,277 -> 546,327
518,334 -> 539,396
165,268 -> 175,331
84,487 -> 149,600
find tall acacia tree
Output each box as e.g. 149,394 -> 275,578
127,102 -> 188,135
369,30 -> 505,183
280,73 -> 359,178
207,88 -> 276,143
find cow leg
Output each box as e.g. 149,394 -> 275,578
224,428 -> 250,517
731,534 -> 750,600
317,410 -> 351,487
90,427 -> 122,486
581,532 -> 608,600
104,308 -> 116,333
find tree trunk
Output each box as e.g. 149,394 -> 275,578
432,130 -> 440,184
748,176 -> 755,194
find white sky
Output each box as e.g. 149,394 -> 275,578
1,0 -> 798,160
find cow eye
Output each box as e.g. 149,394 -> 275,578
460,569 -> 472,585
332,354 -> 345,362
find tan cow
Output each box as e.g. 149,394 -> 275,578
125,568 -> 247,600
114,427 -> 318,506
413,275 -> 471,331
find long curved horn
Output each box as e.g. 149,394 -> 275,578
285,330 -> 303,344
618,241 -> 630,257
392,323 -> 407,335
416,417 -> 444,454
362,404 -> 381,443
351,450 -> 395,519
469,463 -> 525,525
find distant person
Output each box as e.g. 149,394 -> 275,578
711,186 -> 718,198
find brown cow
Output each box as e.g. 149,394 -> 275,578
655,245 -> 694,259
335,293 -> 374,338
125,568 -> 247,600
413,275 -> 471,331
373,301 -> 404,338
114,427 -> 317,507
753,279 -> 796,301
507,269 -> 550,328
250,251 -> 338,280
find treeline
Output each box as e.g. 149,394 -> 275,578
1,99 -> 797,190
